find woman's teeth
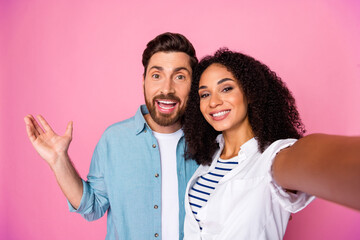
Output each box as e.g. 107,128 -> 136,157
212,110 -> 230,117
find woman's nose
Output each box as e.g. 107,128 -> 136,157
209,93 -> 222,108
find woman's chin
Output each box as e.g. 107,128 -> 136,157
211,124 -> 228,132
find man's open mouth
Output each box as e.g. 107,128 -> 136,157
156,99 -> 179,113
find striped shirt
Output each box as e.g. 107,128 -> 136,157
188,156 -> 239,230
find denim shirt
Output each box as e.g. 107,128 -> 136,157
69,105 -> 199,239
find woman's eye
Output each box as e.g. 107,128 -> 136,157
152,74 -> 160,79
222,86 -> 233,92
199,93 -> 209,98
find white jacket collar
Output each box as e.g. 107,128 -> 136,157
215,134 -> 259,161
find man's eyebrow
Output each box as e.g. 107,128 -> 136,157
198,78 -> 234,90
149,66 -> 163,71
148,66 -> 191,74
174,67 -> 191,74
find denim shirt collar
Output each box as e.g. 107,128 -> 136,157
135,105 -> 149,135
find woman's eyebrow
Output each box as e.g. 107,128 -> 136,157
217,78 -> 234,85
198,78 -> 234,90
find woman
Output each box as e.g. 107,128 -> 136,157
183,48 -> 360,239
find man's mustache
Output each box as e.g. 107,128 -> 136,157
153,94 -> 181,103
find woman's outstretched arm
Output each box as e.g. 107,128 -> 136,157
272,134 -> 360,211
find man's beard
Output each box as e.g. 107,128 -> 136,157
145,93 -> 186,127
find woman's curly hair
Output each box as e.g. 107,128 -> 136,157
184,48 -> 305,166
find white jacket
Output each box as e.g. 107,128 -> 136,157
184,136 -> 314,240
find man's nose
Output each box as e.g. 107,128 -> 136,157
160,77 -> 175,95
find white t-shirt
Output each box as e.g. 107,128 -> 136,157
184,136 -> 315,240
153,129 -> 183,240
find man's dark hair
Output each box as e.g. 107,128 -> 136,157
184,48 -> 306,165
142,32 -> 198,76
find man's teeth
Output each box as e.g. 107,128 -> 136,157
212,110 -> 230,117
157,100 -> 177,110
159,105 -> 175,109
158,100 -> 177,104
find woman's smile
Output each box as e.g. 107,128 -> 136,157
209,109 -> 231,121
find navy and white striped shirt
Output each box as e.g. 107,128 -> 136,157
188,157 -> 238,230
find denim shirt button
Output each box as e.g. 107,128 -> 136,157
152,144 -> 156,148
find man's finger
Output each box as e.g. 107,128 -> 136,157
24,115 -> 41,136
28,115 -> 44,135
24,116 -> 39,141
37,115 -> 54,133
25,124 -> 37,142
65,121 -> 73,138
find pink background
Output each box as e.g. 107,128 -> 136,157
1,0 -> 360,239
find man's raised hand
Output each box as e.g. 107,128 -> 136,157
24,115 -> 73,167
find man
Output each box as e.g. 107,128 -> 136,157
24,32 -> 199,239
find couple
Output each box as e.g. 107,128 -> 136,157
24,32 -> 360,240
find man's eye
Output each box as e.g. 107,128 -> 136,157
152,74 -> 160,79
176,75 -> 185,80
